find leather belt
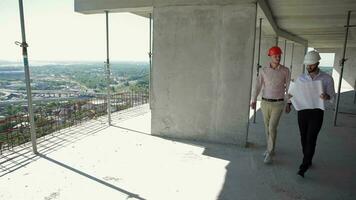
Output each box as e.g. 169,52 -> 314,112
262,97 -> 284,102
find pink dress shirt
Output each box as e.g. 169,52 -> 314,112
252,64 -> 291,102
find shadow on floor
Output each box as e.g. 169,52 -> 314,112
0,105 -> 149,177
0,120 -> 108,177
39,153 -> 146,200
147,91 -> 356,200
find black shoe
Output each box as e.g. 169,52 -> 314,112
299,164 -> 305,170
298,163 -> 309,178
299,162 -> 311,170
297,169 -> 305,177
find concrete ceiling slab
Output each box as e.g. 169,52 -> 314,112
74,0 -> 356,48
268,0 -> 356,48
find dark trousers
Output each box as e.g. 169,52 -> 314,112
297,109 -> 324,169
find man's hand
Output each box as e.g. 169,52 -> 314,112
250,101 -> 256,110
320,93 -> 330,100
285,103 -> 291,114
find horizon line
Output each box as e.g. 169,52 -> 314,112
0,59 -> 149,63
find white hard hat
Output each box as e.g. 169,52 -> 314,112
304,50 -> 321,65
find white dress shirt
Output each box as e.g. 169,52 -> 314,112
295,70 -> 336,102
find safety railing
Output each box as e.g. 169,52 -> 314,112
0,90 -> 149,154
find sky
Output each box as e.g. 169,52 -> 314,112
0,0 -> 335,66
0,0 -> 150,62
318,53 -> 334,67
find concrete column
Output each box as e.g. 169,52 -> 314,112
151,3 -> 257,145
333,47 -> 356,92
290,44 -> 306,81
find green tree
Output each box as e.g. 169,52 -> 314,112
5,105 -> 22,116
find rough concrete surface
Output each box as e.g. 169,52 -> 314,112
1,97 -> 355,200
152,4 -> 256,145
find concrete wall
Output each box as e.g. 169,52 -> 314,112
290,44 -> 306,80
151,4 -> 257,145
279,40 -> 289,67
333,47 -> 356,92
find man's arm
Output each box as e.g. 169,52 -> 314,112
250,72 -> 263,109
327,76 -> 336,102
320,76 -> 336,101
285,69 -> 292,113
285,68 -> 292,103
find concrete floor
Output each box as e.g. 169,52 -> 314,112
0,92 -> 355,200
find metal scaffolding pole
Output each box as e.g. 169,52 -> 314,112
334,10 -> 353,126
246,4 -> 258,148
149,13 -> 153,110
290,43 -> 295,77
17,0 -> 37,154
253,18 -> 263,124
283,40 -> 287,66
303,46 -> 308,74
354,80 -> 356,104
105,11 -> 112,126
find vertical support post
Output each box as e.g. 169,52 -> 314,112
256,18 -> 263,77
253,18 -> 262,124
18,0 -> 37,154
131,90 -> 133,107
290,43 -> 294,78
334,10 -> 352,126
354,80 -> 356,104
283,40 -> 287,66
303,46 -> 308,74
105,11 -> 112,126
149,13 -> 153,109
246,3 -> 258,148
275,36 -> 278,46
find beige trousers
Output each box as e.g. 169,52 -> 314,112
260,100 -> 284,154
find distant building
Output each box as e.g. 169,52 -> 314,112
6,93 -> 23,100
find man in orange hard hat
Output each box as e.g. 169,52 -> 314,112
251,46 -> 291,164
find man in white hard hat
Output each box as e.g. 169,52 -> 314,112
286,50 -> 335,177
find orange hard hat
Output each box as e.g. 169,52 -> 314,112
268,46 -> 282,56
